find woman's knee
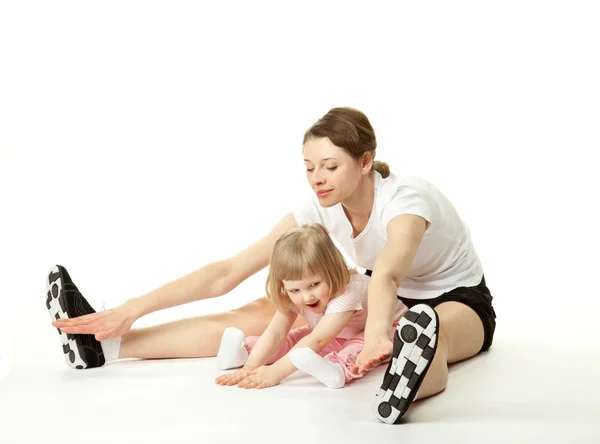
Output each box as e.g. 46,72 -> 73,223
234,296 -> 276,318
235,296 -> 307,327
435,301 -> 484,363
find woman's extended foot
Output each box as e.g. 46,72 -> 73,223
46,265 -> 107,369
373,304 -> 439,424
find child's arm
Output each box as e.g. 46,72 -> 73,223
242,309 -> 298,371
255,310 -> 354,383
216,309 -> 297,386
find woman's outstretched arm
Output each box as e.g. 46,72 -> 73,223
52,213 -> 298,340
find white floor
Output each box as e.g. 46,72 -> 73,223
2,305 -> 600,444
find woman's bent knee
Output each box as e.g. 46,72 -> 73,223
233,296 -> 306,328
235,297 -> 275,316
435,301 -> 484,363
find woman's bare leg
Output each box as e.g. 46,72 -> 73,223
414,301 -> 485,400
118,297 -> 307,360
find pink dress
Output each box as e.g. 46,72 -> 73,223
244,273 -> 408,383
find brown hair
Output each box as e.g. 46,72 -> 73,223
266,223 -> 356,313
303,107 -> 390,178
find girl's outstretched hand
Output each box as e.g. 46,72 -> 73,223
215,369 -> 253,386
236,366 -> 282,390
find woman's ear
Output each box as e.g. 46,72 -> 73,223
360,151 -> 374,174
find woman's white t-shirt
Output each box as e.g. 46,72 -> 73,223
293,171 -> 484,300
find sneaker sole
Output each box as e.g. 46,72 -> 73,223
373,303 -> 439,424
46,265 -> 103,369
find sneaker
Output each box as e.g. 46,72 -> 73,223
373,304 -> 439,424
46,265 -> 105,369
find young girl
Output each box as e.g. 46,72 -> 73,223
215,223 -> 408,390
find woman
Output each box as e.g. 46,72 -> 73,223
49,107 -> 496,424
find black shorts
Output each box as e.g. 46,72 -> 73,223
364,270 -> 497,353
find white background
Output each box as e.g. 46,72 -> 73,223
1,0 -> 599,388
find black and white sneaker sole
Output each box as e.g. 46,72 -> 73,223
46,265 -> 105,369
373,303 -> 439,424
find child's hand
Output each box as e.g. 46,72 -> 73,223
237,366 -> 282,390
215,369 -> 253,386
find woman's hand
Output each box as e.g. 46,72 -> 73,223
236,366 -> 283,390
52,299 -> 141,341
352,335 -> 393,375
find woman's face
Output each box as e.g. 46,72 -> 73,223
302,137 -> 365,207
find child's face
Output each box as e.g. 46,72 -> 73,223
282,273 -> 331,314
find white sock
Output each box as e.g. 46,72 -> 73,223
97,303 -> 121,362
216,327 -> 249,370
100,337 -> 121,362
288,347 -> 345,389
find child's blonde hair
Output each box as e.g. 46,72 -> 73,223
266,223 -> 356,313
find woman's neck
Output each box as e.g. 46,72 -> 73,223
341,173 -> 375,227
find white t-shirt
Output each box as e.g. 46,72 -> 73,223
293,171 -> 484,300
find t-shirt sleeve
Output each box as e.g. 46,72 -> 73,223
293,195 -> 324,227
325,276 -> 367,315
381,186 -> 433,229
